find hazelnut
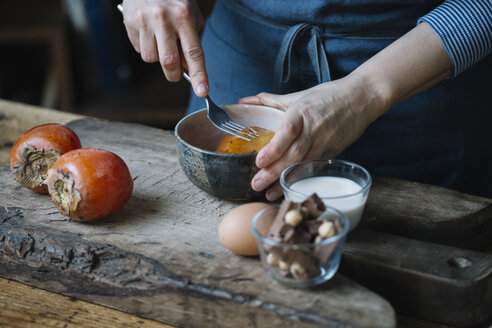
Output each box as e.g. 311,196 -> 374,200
266,253 -> 279,266
318,221 -> 335,238
284,209 -> 303,226
290,262 -> 305,278
278,260 -> 290,271
300,206 -> 309,219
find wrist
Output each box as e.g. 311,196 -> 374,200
347,22 -> 452,120
345,69 -> 393,125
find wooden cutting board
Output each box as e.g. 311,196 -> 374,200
1,118 -> 491,327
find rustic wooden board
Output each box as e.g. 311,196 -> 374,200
0,118 -> 396,328
341,230 -> 492,327
362,177 -> 492,250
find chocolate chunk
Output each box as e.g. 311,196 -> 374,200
314,218 -> 344,262
276,267 -> 291,278
268,201 -> 304,242
268,246 -> 289,263
290,225 -> 312,244
269,248 -> 321,280
301,193 -> 326,219
267,200 -> 293,240
282,226 -> 295,243
314,239 -> 339,263
288,249 -> 320,279
305,220 -> 323,236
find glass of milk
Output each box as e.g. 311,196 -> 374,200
280,159 -> 372,231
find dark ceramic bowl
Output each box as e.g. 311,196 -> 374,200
175,104 -> 283,200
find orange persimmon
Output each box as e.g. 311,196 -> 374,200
10,123 -> 81,193
45,148 -> 133,222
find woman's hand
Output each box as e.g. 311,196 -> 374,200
122,0 -> 208,97
239,73 -> 384,201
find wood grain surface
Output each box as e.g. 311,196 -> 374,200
0,277 -> 171,328
341,230 -> 492,327
0,117 -> 396,328
0,273 -> 450,328
362,177 -> 492,250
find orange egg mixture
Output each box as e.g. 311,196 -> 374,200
216,126 -> 274,154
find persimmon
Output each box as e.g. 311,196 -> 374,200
216,126 -> 274,154
45,148 -> 133,222
10,123 -> 81,193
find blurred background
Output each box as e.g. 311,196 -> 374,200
0,0 -> 215,130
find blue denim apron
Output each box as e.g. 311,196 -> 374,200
187,0 -> 492,197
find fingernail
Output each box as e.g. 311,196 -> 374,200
267,191 -> 280,201
197,83 -> 208,96
253,179 -> 267,191
257,156 -> 267,168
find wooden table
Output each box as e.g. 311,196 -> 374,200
0,100 -> 172,328
1,99 -> 491,328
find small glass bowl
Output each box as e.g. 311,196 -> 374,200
251,205 -> 349,287
280,159 -> 371,231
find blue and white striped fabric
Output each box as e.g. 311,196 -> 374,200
419,0 -> 492,77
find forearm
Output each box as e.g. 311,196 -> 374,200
352,22 -> 452,121
354,0 -> 492,121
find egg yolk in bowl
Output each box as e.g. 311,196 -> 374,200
216,126 -> 274,154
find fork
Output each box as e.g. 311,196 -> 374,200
182,73 -> 258,141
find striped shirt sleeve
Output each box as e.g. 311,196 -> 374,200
418,0 -> 492,77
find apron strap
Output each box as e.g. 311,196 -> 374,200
274,23 -> 331,93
